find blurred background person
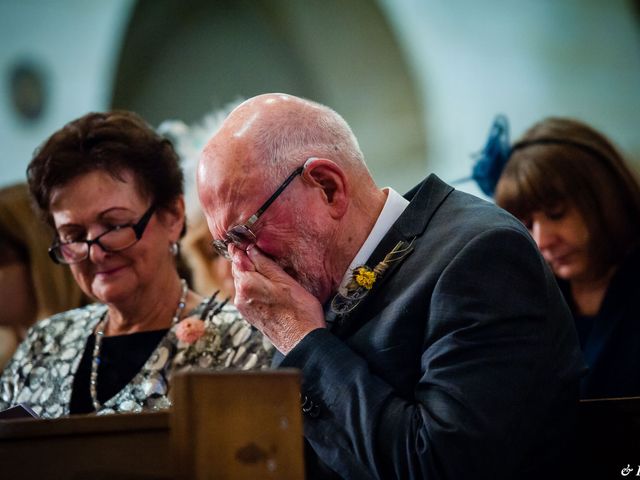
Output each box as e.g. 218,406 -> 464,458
158,102 -> 241,301
0,110 -> 271,418
494,117 -> 640,399
0,183 -> 87,369
179,218 -> 235,300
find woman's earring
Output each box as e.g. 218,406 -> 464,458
169,242 -> 179,256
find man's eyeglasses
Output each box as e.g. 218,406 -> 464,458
212,165 -> 305,260
48,204 -> 156,264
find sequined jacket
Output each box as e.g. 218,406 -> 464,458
0,301 -> 273,418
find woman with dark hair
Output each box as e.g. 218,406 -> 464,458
0,111 -> 272,417
493,117 -> 640,398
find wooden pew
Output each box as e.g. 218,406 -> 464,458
171,369 -> 305,479
6,382 -> 640,479
0,370 -> 304,479
0,411 -> 170,480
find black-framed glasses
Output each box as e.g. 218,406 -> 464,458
212,165 -> 305,260
48,204 -> 156,264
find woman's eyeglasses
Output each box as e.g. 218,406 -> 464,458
48,205 -> 156,264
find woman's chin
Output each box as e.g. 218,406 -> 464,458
92,287 -> 128,305
553,264 -> 586,282
90,276 -> 135,305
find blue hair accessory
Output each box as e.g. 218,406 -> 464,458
471,114 -> 512,197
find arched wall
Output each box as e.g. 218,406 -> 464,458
111,0 -> 428,192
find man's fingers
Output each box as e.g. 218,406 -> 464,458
246,245 -> 287,280
229,245 -> 255,272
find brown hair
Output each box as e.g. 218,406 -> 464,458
495,117 -> 640,278
27,111 -> 184,230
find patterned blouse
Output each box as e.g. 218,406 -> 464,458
0,300 -> 273,418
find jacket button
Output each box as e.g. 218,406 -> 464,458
301,397 -> 320,418
305,402 -> 320,418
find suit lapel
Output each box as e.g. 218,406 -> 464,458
332,175 -> 454,337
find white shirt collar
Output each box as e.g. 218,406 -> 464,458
338,187 -> 409,295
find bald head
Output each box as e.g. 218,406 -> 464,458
199,94 -> 370,191
197,93 -> 379,232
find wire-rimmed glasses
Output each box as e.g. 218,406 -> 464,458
211,165 -> 305,260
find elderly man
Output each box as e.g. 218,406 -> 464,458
197,93 -> 584,479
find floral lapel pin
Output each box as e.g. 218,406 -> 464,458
331,237 -> 415,315
174,292 -> 230,368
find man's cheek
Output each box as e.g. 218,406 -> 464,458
254,238 -> 284,263
252,244 -> 295,279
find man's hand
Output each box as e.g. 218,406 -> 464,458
230,245 -> 326,354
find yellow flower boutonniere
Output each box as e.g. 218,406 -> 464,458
354,266 -> 377,290
331,238 -> 416,315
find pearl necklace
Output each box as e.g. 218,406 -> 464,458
90,279 -> 188,411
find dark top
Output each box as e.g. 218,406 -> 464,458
275,175 -> 583,480
69,329 -> 168,414
559,247 -> 640,399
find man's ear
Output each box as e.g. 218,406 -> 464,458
301,158 -> 349,219
159,196 -> 186,240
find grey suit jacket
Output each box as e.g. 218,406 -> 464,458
276,175 -> 585,479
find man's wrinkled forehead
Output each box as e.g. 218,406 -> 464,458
199,180 -> 240,239
198,131 -> 249,196
198,153 -> 263,233
197,100 -> 271,229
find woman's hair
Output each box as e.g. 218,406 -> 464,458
27,110 -> 184,228
495,117 -> 640,278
